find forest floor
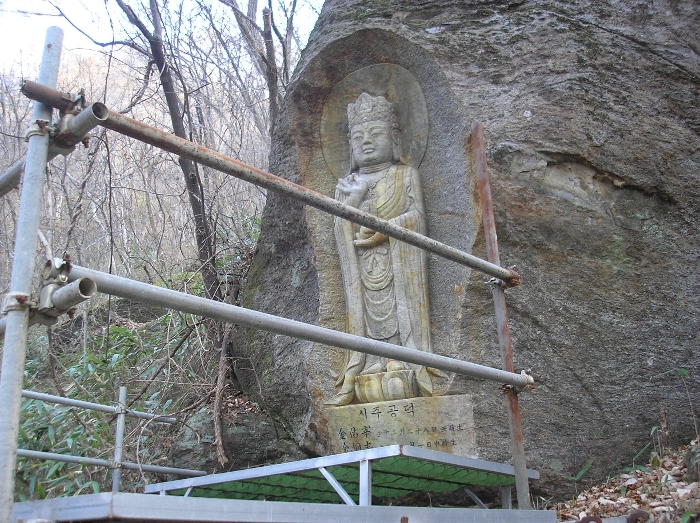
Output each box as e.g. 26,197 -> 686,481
555,439 -> 699,522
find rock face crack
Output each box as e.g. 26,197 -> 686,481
536,151 -> 640,193
545,8 -> 700,84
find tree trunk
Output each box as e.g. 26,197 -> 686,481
116,0 -> 223,303
262,8 -> 279,131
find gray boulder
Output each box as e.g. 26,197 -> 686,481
232,0 -> 700,497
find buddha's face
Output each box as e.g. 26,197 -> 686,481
350,120 -> 394,168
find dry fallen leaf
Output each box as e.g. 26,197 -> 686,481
556,439 -> 700,522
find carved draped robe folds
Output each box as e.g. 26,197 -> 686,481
331,163 -> 434,405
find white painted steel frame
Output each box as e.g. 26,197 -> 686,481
318,467 -> 356,505
11,493 -> 558,523
143,444 -> 539,500
358,459 -> 371,506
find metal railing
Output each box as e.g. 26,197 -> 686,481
21,390 -> 177,424
64,264 -> 531,388
17,386 -> 206,493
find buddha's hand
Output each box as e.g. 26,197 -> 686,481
354,226 -> 389,247
336,174 -> 368,207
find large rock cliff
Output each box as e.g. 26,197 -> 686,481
232,0 -> 700,496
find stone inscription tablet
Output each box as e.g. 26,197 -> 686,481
324,395 -> 477,457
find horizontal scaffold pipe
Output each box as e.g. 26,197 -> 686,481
0,158 -> 25,198
16,449 -> 206,477
66,265 -> 533,389
21,390 -> 176,424
17,83 -> 518,284
0,102 -> 107,198
84,103 -> 519,287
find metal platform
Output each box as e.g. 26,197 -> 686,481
12,436 -> 554,522
144,445 -> 539,505
12,493 -> 556,523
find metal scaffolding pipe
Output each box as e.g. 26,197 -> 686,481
67,103 -> 107,140
112,387 -> 126,492
11,97 -> 517,284
0,27 -> 63,523
76,102 -> 519,286
20,80 -> 76,112
50,277 -> 97,311
119,460 -> 206,476
472,121 -> 531,509
21,390 -> 176,423
66,264 -> 533,389
17,449 -> 113,469
0,278 -> 97,337
16,449 -> 206,477
0,103 -> 106,198
0,158 -> 25,198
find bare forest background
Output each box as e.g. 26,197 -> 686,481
0,0 -> 321,500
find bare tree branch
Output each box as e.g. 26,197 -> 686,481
196,1 -> 269,137
113,0 -> 155,40
119,60 -> 155,114
113,0 -> 224,303
127,324 -> 196,408
47,1 -> 149,55
268,0 -> 288,85
218,0 -> 268,78
213,330 -> 231,466
261,7 -> 279,128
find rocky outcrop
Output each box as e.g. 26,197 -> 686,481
168,407 -> 307,475
232,0 -> 700,497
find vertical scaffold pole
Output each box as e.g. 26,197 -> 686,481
471,121 -> 531,509
0,27 -> 63,523
112,386 -> 127,492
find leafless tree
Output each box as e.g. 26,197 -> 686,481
112,0 -> 224,304
1,0 -> 318,474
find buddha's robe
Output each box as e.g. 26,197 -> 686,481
330,163 -> 433,405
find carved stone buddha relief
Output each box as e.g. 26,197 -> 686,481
321,66 -> 440,406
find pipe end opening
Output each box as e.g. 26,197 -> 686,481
92,103 -> 108,120
77,278 -> 97,298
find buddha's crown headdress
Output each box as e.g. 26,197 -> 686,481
347,93 -> 397,129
